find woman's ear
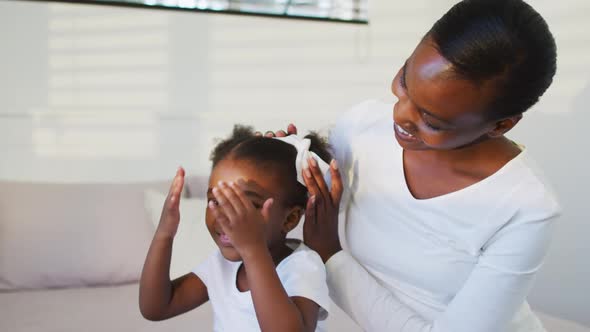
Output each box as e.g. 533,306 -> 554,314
488,114 -> 523,138
282,206 -> 304,234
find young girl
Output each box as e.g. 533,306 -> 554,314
139,125 -> 336,332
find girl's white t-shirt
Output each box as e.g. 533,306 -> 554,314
326,99 -> 561,332
193,242 -> 330,332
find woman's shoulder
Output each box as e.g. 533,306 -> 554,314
333,99 -> 392,135
501,150 -> 561,220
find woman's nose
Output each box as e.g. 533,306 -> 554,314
394,99 -> 419,132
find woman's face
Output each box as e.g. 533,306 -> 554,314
391,37 -> 501,151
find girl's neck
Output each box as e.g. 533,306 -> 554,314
268,240 -> 295,266
236,240 -> 294,293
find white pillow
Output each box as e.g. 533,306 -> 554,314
0,181 -> 170,291
144,190 -> 217,278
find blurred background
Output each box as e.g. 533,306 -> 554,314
0,0 -> 588,329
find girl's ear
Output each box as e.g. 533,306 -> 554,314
487,114 -> 523,138
282,206 -> 304,234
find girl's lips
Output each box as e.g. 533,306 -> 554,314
219,233 -> 232,246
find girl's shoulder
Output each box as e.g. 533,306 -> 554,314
277,240 -> 325,275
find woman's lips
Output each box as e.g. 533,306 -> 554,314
394,123 -> 419,142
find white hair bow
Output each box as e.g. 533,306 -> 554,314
273,135 -> 331,188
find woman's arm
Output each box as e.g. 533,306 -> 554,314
326,212 -> 555,332
139,168 -> 209,321
210,181 -> 321,332
304,156 -> 558,331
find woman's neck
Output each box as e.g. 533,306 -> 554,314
427,136 -> 518,165
406,136 -> 522,180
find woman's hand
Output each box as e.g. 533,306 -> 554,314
255,123 -> 298,137
209,180 -> 274,258
303,157 -> 343,263
155,167 -> 185,240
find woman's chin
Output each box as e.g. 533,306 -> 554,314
394,136 -> 428,151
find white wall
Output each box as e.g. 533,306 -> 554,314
1,0 -> 588,326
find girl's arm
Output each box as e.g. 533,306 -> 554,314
210,181 -> 321,332
139,168 -> 209,321
242,246 -> 320,332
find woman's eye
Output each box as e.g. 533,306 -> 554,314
399,72 -> 407,89
252,202 -> 263,209
208,198 -> 219,206
424,121 -> 442,131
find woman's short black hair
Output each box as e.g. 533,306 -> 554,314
428,0 -> 557,120
210,125 -> 332,208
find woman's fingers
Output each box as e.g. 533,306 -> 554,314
304,195 -> 317,225
287,123 -> 298,135
255,124 -> 297,138
303,165 -> 322,199
307,157 -> 331,205
329,159 -> 343,205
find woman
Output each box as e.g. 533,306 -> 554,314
276,0 -> 560,331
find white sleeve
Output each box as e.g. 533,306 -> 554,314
191,251 -> 218,287
326,198 -> 559,332
278,249 -> 331,320
329,100 -> 377,211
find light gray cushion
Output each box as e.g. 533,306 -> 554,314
0,283 -> 212,332
144,190 -> 216,279
0,180 -> 172,291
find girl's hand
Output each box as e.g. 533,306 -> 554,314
209,180 -> 274,257
303,158 -> 343,263
155,167 -> 185,240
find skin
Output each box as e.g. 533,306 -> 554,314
139,168 -> 209,321
282,36 -> 527,263
139,162 -> 322,332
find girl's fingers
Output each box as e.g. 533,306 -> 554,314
167,167 -> 185,209
307,157 -> 331,205
230,181 -> 255,212
329,159 -> 343,205
219,181 -> 247,216
209,200 -> 232,233
212,185 -> 238,223
260,198 -> 274,222
166,168 -> 180,200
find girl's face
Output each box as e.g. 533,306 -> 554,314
390,36 -> 504,151
206,158 -> 299,262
